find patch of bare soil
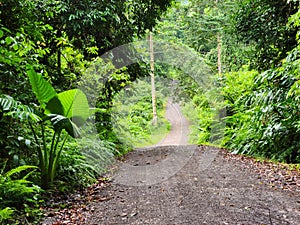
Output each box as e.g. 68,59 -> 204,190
41,102 -> 300,224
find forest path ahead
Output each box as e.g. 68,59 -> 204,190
42,102 -> 300,225
81,145 -> 300,225
83,102 -> 300,224
155,99 -> 190,146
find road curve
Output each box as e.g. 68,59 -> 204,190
156,99 -> 190,146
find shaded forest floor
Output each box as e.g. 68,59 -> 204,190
41,102 -> 300,225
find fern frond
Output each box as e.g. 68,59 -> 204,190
4,165 -> 37,179
0,94 -> 40,122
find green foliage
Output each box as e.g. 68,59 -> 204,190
46,89 -> 90,128
1,0 -> 173,92
112,79 -> 169,148
0,0 -> 174,155
182,94 -> 206,144
288,6 -> 300,44
0,25 -> 51,171
0,164 -> 42,223
221,68 -> 257,148
233,0 -> 299,70
222,67 -> 258,113
27,67 -> 56,109
223,55 -> 300,163
27,68 -> 89,188
182,0 -> 226,52
0,165 -> 40,207
156,0 -> 249,73
0,94 -> 40,122
0,67 -> 90,188
0,207 -> 14,223
0,25 -> 51,98
182,86 -> 224,145
54,138 -> 116,191
0,94 -> 41,173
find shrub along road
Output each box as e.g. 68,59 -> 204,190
42,102 -> 300,224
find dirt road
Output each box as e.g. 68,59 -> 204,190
42,102 -> 300,225
156,99 -> 190,146
84,102 -> 300,224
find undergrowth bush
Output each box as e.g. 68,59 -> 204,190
221,67 -> 258,149
186,59 -> 300,163
182,94 -> 213,144
0,163 -> 42,224
55,136 -> 117,191
182,83 -> 225,146
222,55 -> 300,163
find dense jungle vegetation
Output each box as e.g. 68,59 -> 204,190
0,0 -> 300,223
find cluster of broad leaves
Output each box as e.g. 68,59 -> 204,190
0,66 -> 90,188
222,5 -> 300,163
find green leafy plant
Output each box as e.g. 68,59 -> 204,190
0,207 -> 14,224
0,66 -> 89,188
112,79 -> 169,148
222,52 -> 300,163
28,66 -> 89,188
55,137 -> 116,190
0,166 -> 40,206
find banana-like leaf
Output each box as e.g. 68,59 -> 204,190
46,89 -> 89,127
44,96 -> 64,116
27,66 -> 57,109
48,114 -> 81,138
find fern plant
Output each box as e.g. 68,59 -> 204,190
0,164 -> 40,207
0,94 -> 40,122
0,163 -> 41,224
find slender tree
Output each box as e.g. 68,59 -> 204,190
149,33 -> 158,126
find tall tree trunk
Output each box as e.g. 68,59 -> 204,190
217,33 -> 222,76
216,0 -> 222,76
149,33 -> 157,126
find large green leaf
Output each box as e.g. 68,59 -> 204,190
46,89 -> 89,127
27,66 -> 57,109
48,114 -> 81,138
44,96 -> 64,116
